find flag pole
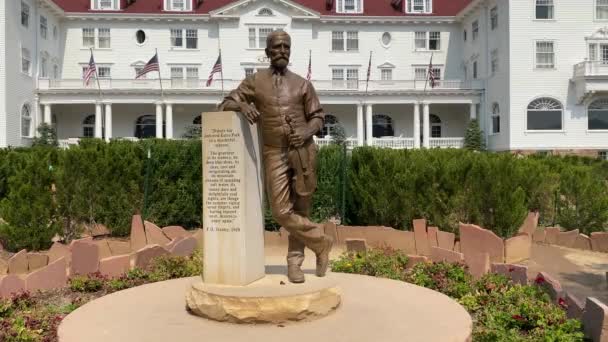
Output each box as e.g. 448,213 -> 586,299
156,48 -> 164,99
91,48 -> 103,102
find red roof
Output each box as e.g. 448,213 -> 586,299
50,0 -> 472,16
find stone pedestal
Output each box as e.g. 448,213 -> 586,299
202,111 -> 265,286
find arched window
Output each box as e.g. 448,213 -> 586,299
588,99 -> 608,130
492,103 -> 500,134
135,115 -> 157,138
430,114 -> 442,138
527,97 -> 563,130
21,104 -> 31,137
373,114 -> 394,138
317,114 -> 339,137
82,115 -> 95,138
258,8 -> 274,16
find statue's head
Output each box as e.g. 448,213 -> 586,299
265,30 -> 291,70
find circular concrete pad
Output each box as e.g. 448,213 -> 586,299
186,274 -> 342,323
59,268 -> 472,342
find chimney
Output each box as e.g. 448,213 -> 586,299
326,0 -> 334,11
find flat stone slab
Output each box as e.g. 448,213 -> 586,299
58,267 -> 473,342
186,274 -> 342,324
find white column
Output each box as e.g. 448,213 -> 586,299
422,102 -> 430,148
165,102 -> 174,139
356,103 -> 364,146
43,104 -> 52,125
33,97 -> 40,137
156,102 -> 164,139
94,102 -> 103,139
413,102 -> 421,149
104,103 -> 112,142
365,104 -> 373,146
470,102 -> 477,120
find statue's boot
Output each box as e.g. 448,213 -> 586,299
287,263 -> 305,283
315,235 -> 334,277
287,235 -> 306,283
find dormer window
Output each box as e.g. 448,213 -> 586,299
165,0 -> 192,11
337,0 -> 363,14
91,0 -> 120,10
406,0 -> 432,14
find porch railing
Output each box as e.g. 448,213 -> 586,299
573,60 -> 608,78
372,137 -> 415,149
314,137 -> 359,149
429,137 -> 465,149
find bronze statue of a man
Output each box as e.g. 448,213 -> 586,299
219,31 -> 333,283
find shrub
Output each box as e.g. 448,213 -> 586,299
463,119 -> 486,151
147,250 -> 203,282
330,248 -> 409,280
68,273 -> 106,293
404,261 -> 473,299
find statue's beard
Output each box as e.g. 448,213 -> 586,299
272,57 -> 289,68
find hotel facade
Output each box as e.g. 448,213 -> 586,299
0,0 -> 607,158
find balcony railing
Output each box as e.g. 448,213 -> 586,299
573,60 -> 608,78
372,137 -> 415,149
314,137 -> 358,149
38,78 -> 483,92
429,137 -> 465,149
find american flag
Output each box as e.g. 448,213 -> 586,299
306,50 -> 312,81
206,53 -> 222,87
366,51 -> 372,84
136,53 -> 159,79
83,53 -> 97,86
428,54 -> 437,88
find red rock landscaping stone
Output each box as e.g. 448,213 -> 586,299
168,237 -> 197,257
583,297 -> 608,342
47,242 -> 71,264
544,227 -> 561,245
162,226 -> 189,240
573,234 -> 592,251
413,219 -> 431,256
133,245 -> 170,270
565,293 -> 585,320
8,249 -> 28,274
427,227 -> 439,248
0,275 -> 25,298
27,253 -> 49,272
337,226 -> 416,254
130,215 -> 147,252
518,211 -> 539,236
0,259 -> 7,275
108,240 -> 132,256
406,255 -> 429,268
95,240 -> 113,260
437,231 -> 455,250
556,229 -> 580,248
491,263 -> 528,285
504,234 -> 531,263
453,241 -> 461,253
591,232 -> 608,253
70,240 -> 100,276
145,221 -> 171,246
535,272 -> 563,303
89,224 -> 111,237
532,228 -> 546,243
464,252 -> 490,279
345,239 -> 367,253
430,247 -> 464,264
25,257 -> 67,293
459,223 -> 504,263
99,255 -> 131,279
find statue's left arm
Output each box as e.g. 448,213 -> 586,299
302,80 -> 324,140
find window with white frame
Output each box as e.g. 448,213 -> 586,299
248,27 -> 280,49
599,151 -> 608,160
414,31 -> 441,51
21,2 -> 29,28
98,28 -> 111,48
170,66 -> 199,86
527,97 -> 563,130
83,115 -> 95,138
536,0 -> 554,19
473,61 -> 478,78
472,20 -> 479,40
331,31 -> 359,51
21,48 -> 31,75
373,114 -> 395,137
491,50 -> 499,75
186,67 -> 199,86
381,32 -> 392,46
588,99 -> 608,130
165,0 -> 192,11
331,67 -> 358,89
406,0 -> 433,14
170,29 -> 198,49
381,69 -> 393,81
414,66 -> 441,80
536,41 -> 555,68
40,16 -> 47,39
83,65 -> 110,79
92,0 -> 120,10
336,0 -> 363,13
491,102 -> 500,133
170,67 -> 184,81
597,0 -> 608,19
21,104 -> 32,137
490,7 -> 498,29
134,65 -> 150,79
40,55 -> 48,78
83,28 -> 95,48
463,29 -> 467,41
430,114 -> 442,138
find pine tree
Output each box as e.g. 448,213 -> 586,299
464,119 -> 486,151
32,123 -> 58,147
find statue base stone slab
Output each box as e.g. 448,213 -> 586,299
185,274 -> 342,324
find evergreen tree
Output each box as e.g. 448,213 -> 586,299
464,119 -> 486,151
32,123 -> 58,147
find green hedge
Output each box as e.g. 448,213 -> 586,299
0,141 -> 607,251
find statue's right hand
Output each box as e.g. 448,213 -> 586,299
239,103 -> 261,125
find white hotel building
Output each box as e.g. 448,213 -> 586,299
0,0 -> 607,157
